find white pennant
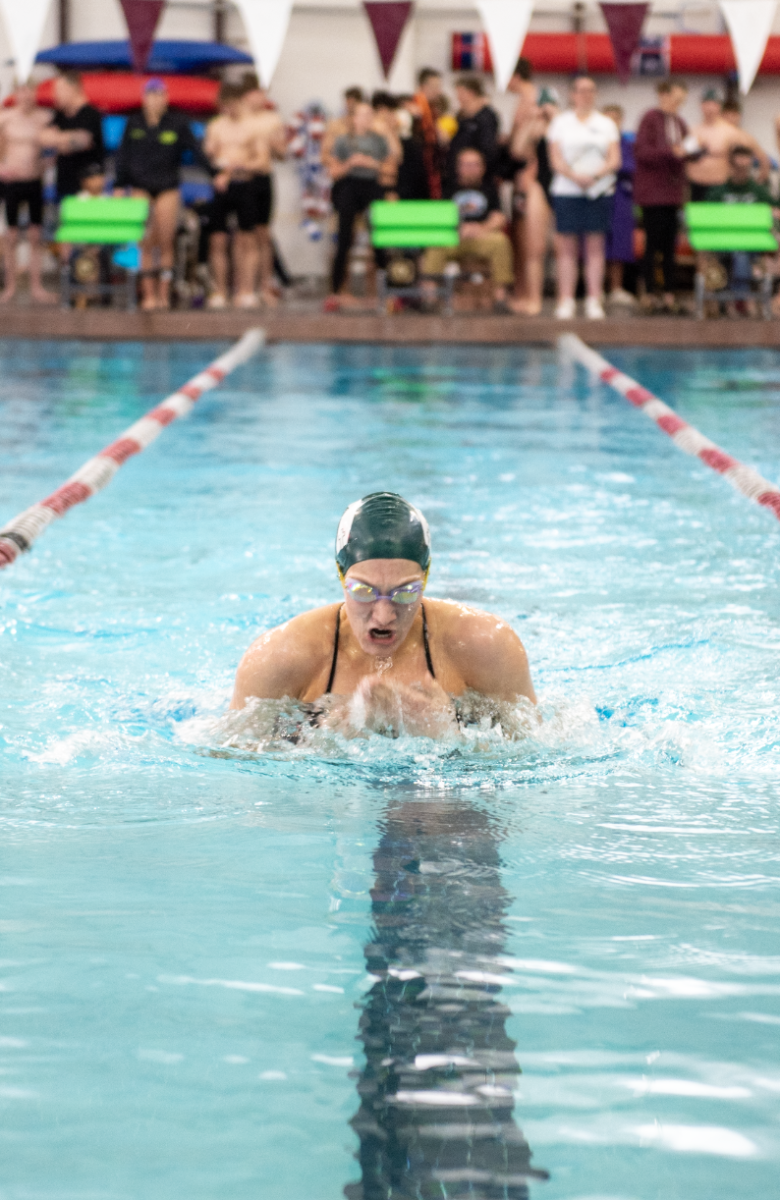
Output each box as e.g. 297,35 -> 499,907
720,0 -> 777,94
233,0 -> 294,89
0,0 -> 53,84
475,0 -> 535,92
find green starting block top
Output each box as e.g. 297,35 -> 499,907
685,202 -> 778,253
370,199 -> 460,248
55,195 -> 150,244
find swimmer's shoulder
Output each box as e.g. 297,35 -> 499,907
231,603 -> 340,708
426,598 -> 535,704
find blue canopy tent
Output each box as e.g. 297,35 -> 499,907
36,39 -> 253,74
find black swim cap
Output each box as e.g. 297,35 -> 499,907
336,492 -> 431,574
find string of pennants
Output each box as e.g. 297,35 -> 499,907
0,2 -> 776,95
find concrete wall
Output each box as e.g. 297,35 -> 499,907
1,0 -> 780,276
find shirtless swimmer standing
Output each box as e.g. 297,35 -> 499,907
231,493 -> 536,738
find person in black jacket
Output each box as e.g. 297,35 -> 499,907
114,78 -> 213,310
444,75 -> 500,191
39,71 -> 104,201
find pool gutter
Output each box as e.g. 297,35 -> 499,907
1,308 -> 779,347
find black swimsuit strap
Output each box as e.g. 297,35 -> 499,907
324,601 -> 435,695
324,605 -> 342,695
422,603 -> 436,679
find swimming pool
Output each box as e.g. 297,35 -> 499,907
1,339 -> 779,1199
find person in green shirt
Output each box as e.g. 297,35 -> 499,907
706,145 -> 775,206
705,145 -> 778,312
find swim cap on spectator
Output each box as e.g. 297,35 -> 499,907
336,492 -> 431,574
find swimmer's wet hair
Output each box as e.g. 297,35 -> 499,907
336,492 -> 431,574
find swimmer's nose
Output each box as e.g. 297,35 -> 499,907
371,597 -> 396,624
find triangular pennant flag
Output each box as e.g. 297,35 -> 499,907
600,2 -> 649,84
0,0 -> 53,84
474,1 -> 534,92
720,0 -> 777,94
233,0 -> 294,88
119,0 -> 165,73
363,2 -> 413,78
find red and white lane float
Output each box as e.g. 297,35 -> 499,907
560,334 -> 780,523
0,328 -> 265,570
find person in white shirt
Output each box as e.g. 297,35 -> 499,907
547,76 -> 620,320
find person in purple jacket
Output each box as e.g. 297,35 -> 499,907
634,78 -> 691,313
602,104 -> 636,307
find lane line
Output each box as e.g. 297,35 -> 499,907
559,334 -> 780,521
0,328 -> 265,570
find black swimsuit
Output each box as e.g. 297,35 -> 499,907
324,603 -> 435,694
276,605 -> 436,743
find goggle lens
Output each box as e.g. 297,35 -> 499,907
344,579 -> 423,605
391,586 -> 421,605
347,582 -> 377,603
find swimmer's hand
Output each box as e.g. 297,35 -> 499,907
325,675 -> 458,740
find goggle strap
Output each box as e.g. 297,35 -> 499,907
336,564 -> 430,589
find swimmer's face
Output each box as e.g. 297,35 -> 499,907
343,559 -> 425,658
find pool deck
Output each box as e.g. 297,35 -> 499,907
3,302 -> 780,347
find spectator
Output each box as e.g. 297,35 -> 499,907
114,79 -> 213,311
707,144 -> 775,205
445,76 -> 500,191
324,100 -> 392,310
77,163 -> 106,197
39,71 -> 104,202
371,91 -> 403,190
548,76 -> 620,320
686,88 -> 767,198
502,59 -> 536,264
240,74 -> 288,307
421,146 -> 519,313
432,95 -> 458,145
204,82 -> 270,309
721,98 -> 771,181
395,99 -> 430,200
321,86 -> 365,169
705,144 -> 777,314
0,82 -> 56,305
507,86 -> 559,314
602,104 -> 636,307
634,78 -> 690,313
507,57 -> 538,125
412,68 -> 443,198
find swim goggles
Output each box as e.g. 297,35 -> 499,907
343,578 -> 424,605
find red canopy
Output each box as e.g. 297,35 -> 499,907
34,73 -> 219,114
520,32 -> 780,74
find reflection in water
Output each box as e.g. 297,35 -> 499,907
346,800 -> 548,1200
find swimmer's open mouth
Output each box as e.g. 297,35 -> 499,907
369,628 -> 395,643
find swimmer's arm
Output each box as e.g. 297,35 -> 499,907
230,623 -> 314,708
452,610 -> 537,705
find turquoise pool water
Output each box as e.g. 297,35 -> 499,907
1,340 -> 779,1200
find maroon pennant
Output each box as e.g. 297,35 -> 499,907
363,2 -> 414,78
119,0 -> 166,73
600,2 -> 649,83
